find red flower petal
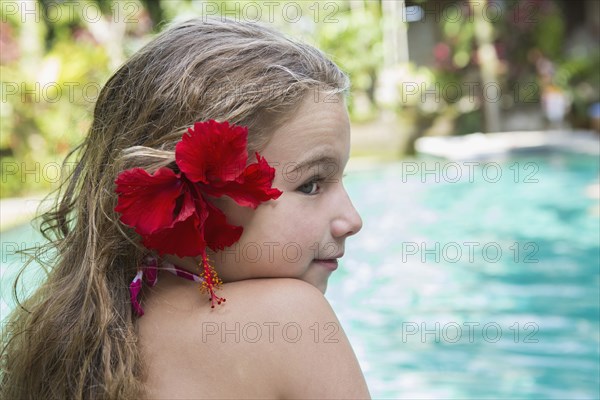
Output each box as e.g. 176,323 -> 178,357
142,213 -> 207,257
176,120 -> 248,184
115,167 -> 191,235
203,199 -> 243,251
116,120 -> 281,261
201,153 -> 283,208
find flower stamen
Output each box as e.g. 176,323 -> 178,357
200,250 -> 226,308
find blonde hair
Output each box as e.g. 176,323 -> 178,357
0,18 -> 348,399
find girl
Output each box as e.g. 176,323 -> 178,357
1,18 -> 370,399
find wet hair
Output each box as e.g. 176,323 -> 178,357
0,17 -> 349,399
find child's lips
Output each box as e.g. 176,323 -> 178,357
314,258 -> 339,271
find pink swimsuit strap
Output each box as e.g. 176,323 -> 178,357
129,256 -> 204,316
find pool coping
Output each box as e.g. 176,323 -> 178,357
0,194 -> 51,233
415,129 -> 600,160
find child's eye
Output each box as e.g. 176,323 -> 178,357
297,177 -> 322,195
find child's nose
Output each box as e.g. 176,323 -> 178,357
331,188 -> 363,238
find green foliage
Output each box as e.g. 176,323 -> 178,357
2,0 -> 386,197
1,2 -> 113,198
313,2 -> 383,120
533,12 -> 565,59
555,52 -> 600,127
2,0 -> 597,196
389,0 -> 592,137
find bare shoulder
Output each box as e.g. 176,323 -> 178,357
225,277 -> 335,313
219,278 -> 372,399
140,277 -> 370,399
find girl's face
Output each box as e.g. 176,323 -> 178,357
171,93 -> 362,293
211,93 -> 362,293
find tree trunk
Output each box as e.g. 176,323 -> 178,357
471,0 -> 502,133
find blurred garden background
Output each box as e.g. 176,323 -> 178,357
1,0 -> 599,200
1,1 -> 600,399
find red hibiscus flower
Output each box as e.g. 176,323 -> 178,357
115,120 -> 282,309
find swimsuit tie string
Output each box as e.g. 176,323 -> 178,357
129,256 -> 204,316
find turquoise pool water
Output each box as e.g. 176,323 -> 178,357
2,150 -> 599,399
329,150 -> 600,399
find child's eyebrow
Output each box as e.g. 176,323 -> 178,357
287,151 -> 338,175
